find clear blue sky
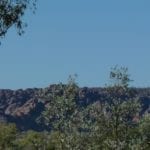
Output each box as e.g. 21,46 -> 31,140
0,0 -> 150,89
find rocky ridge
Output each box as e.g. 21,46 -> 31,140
0,85 -> 150,131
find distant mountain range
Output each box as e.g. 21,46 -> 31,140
0,85 -> 149,131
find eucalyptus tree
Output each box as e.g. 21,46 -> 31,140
0,0 -> 37,38
103,67 -> 141,149
36,68 -> 150,149
38,75 -> 83,149
138,113 -> 150,149
82,66 -> 142,149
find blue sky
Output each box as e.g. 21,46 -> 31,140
0,0 -> 150,89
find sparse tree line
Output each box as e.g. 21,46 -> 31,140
0,67 -> 150,150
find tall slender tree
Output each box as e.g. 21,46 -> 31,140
81,66 -> 141,149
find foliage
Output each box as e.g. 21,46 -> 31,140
39,75 -> 79,132
16,130 -> 49,150
102,67 -> 141,149
0,123 -> 17,150
138,113 -> 150,149
0,0 -> 37,38
0,68 -> 149,149
77,66 -> 142,149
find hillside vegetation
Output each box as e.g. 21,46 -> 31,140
0,67 -> 150,149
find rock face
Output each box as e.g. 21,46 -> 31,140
0,86 -> 150,131
0,88 -> 45,130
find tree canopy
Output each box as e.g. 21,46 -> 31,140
0,68 -> 149,149
0,0 -> 36,38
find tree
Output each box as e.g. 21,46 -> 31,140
36,67 -> 150,149
138,113 -> 150,149
38,75 -> 85,149
103,67 -> 141,149
81,66 -> 142,149
39,75 -> 79,132
0,123 -> 17,150
16,130 -> 49,150
0,0 -> 37,38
